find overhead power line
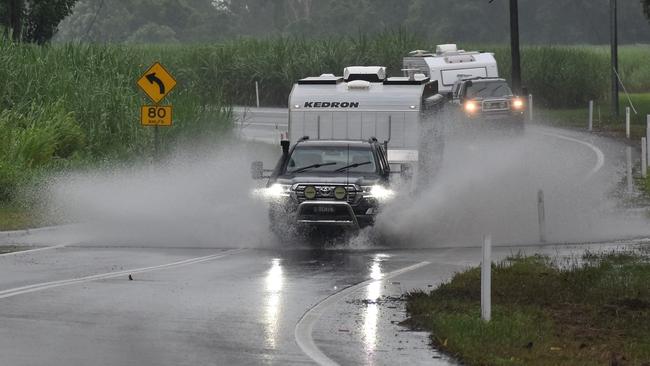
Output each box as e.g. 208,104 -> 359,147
82,0 -> 105,41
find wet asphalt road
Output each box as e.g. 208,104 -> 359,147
0,241 -> 641,366
0,108 -> 647,365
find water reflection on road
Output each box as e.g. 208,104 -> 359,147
363,254 -> 387,362
263,258 -> 284,349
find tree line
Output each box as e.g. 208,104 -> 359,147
2,0 -> 650,44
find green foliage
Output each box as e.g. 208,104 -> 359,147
0,37 -> 231,203
55,0 -> 232,43
188,31 -> 421,107
0,162 -> 19,202
1,32 -> 650,204
127,23 -> 179,44
407,251 -> 650,365
154,35 -> 649,109
0,101 -> 84,167
56,0 -> 650,44
0,0 -> 77,43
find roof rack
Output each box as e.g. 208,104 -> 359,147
344,66 -> 386,82
383,76 -> 431,85
298,74 -> 343,85
462,76 -> 505,81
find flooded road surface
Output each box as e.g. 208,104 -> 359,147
0,109 -> 647,365
0,241 -> 643,366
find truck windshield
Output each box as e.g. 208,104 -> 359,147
466,81 -> 512,98
287,146 -> 377,174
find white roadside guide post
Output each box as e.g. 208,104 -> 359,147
642,137 -> 647,178
537,190 -> 547,243
481,234 -> 492,322
627,146 -> 634,194
647,115 -> 650,170
255,81 -> 260,108
626,107 -> 631,139
588,100 -> 594,132
528,94 -> 533,122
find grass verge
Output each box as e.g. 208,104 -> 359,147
406,249 -> 650,366
0,204 -> 44,231
537,93 -> 650,141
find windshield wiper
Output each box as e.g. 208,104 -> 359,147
290,162 -> 337,173
335,161 -> 371,172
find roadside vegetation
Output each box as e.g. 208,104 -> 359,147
538,94 -> 650,140
0,36 -> 232,227
0,205 -> 45,231
1,31 -> 650,228
406,249 -> 650,366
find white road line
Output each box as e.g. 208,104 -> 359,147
294,261 -> 430,366
234,121 -> 288,128
538,131 -> 605,178
0,244 -> 68,257
0,248 -> 245,300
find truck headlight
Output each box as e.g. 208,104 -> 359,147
254,183 -> 292,200
464,100 -> 478,113
361,185 -> 395,202
512,98 -> 524,110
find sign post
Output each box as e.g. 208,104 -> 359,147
588,100 -> 593,132
137,62 -> 177,160
537,190 -> 547,243
642,137 -> 647,178
481,234 -> 492,322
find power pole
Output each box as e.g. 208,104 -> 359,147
509,0 -> 522,94
7,0 -> 23,41
610,0 -> 619,117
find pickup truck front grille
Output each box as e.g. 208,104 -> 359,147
482,99 -> 509,111
294,184 -> 358,204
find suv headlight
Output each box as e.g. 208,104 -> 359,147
464,100 -> 478,113
361,185 -> 395,202
511,98 -> 524,110
254,183 -> 292,200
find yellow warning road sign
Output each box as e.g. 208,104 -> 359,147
141,105 -> 172,126
137,62 -> 177,103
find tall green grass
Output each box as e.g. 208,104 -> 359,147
0,38 -> 232,203
1,31 -> 650,204
182,36 -> 650,108
184,31 -> 422,107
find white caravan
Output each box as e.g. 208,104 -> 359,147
287,66 -> 443,170
403,44 -> 499,95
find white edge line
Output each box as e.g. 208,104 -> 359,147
0,249 -> 244,299
294,261 -> 430,366
539,131 -> 605,178
0,244 -> 68,257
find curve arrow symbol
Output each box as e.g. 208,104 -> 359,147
145,73 -> 165,94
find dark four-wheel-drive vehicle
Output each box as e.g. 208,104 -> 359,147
451,77 -> 527,131
251,137 -> 396,232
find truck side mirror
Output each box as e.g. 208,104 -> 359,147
251,161 -> 264,180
